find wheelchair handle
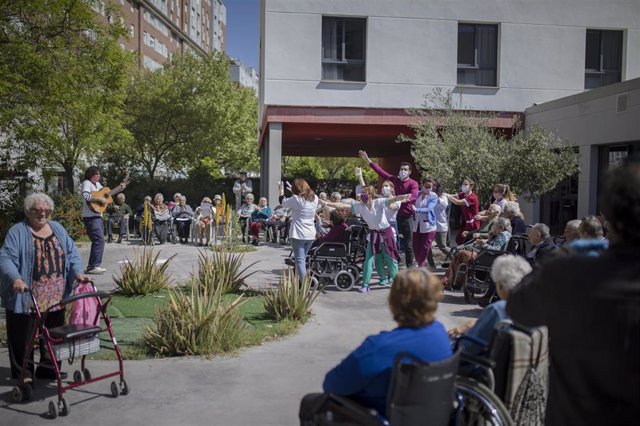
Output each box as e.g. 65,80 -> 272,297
460,352 -> 496,370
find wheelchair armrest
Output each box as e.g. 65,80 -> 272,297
460,352 -> 496,370
321,394 -> 384,426
455,335 -> 489,352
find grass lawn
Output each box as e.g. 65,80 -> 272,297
89,289 -> 299,360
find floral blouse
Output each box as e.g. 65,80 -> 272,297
31,234 -> 65,312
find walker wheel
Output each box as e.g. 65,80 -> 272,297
11,386 -> 23,403
83,368 -> 92,381
48,400 -> 58,419
120,379 -> 130,395
22,383 -> 33,401
73,370 -> 83,383
309,276 -> 319,290
110,381 -> 119,398
59,397 -> 70,416
334,271 -> 355,291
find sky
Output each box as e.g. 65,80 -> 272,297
225,0 -> 260,71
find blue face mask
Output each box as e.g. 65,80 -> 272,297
360,193 -> 369,204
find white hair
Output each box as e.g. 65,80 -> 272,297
24,192 -> 54,215
532,223 -> 550,239
488,204 -> 502,214
503,201 -> 521,218
495,217 -> 512,233
490,255 -> 532,293
330,191 -> 342,201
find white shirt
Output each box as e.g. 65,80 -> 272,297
352,198 -> 391,231
282,194 -> 318,240
434,194 -> 450,233
493,198 -> 507,212
80,180 -> 103,218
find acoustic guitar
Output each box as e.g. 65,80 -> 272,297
88,174 -> 131,214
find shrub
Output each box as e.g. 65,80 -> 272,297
263,269 -> 322,322
51,192 -> 86,240
143,281 -> 246,356
113,248 -> 175,296
193,247 -> 259,295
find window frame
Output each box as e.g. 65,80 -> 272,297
584,29 -> 623,89
456,22 -> 499,88
321,16 -> 367,83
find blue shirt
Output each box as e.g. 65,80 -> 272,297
323,321 -> 452,417
464,300 -> 509,355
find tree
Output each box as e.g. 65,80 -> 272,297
401,89 -> 579,204
281,156 -> 378,183
0,0 -> 133,190
125,53 -> 259,180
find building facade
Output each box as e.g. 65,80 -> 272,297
259,0 -> 640,214
229,58 -> 259,94
525,78 -> 640,233
96,0 -> 227,71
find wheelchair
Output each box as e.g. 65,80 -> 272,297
302,349 -> 513,426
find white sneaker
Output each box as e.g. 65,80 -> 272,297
86,267 -> 106,275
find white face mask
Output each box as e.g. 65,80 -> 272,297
398,170 -> 409,180
381,186 -> 392,196
461,184 -> 470,193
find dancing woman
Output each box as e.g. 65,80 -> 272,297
446,178 -> 480,245
323,186 -> 411,293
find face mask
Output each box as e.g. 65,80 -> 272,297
398,170 -> 409,180
422,187 -> 431,194
381,187 -> 391,196
360,193 -> 369,204
461,185 -> 470,193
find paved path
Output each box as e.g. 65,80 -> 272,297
0,240 -> 480,426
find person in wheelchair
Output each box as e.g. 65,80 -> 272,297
171,195 -> 193,244
150,193 -> 171,244
106,193 -> 132,243
263,203 -> 290,243
300,268 -> 451,422
237,193 -> 257,243
448,255 -> 532,355
441,218 -> 512,290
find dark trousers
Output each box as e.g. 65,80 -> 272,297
6,309 -> 65,379
396,216 -> 415,267
175,219 -> 192,239
83,216 -> 105,269
427,231 -> 451,266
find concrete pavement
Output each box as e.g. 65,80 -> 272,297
0,239 -> 481,426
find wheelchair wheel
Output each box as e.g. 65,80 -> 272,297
309,276 -> 320,290
334,270 -> 355,291
345,265 -> 360,283
455,376 -> 513,426
169,232 -> 177,244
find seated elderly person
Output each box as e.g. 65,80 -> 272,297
566,215 -> 609,257
441,218 -> 512,290
247,197 -> 272,246
299,268 -> 452,422
460,204 -> 502,243
194,197 -> 213,246
448,255 -> 533,354
263,203 -> 290,244
0,193 -> 89,381
172,195 -> 193,244
503,201 -> 527,236
237,193 -> 257,243
526,223 -> 559,267
562,219 -> 582,246
106,193 -> 133,243
150,193 -> 171,244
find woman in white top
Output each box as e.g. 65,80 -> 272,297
324,186 -> 410,293
475,183 -> 516,222
278,178 -> 319,281
427,181 -> 451,267
411,177 -> 438,268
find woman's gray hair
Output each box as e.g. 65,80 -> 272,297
503,201 -> 521,218
490,255 -> 532,293
495,217 -> 512,233
532,223 -> 550,239
24,192 -> 55,214
488,204 -> 502,215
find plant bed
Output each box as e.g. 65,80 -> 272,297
88,289 -> 302,360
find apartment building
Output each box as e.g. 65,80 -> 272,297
95,0 -> 226,71
258,0 -> 640,222
229,58 -> 259,95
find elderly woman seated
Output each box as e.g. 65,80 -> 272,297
459,204 -> 502,244
237,193 -> 257,243
299,268 -> 452,422
441,217 -> 513,290
247,197 -> 272,246
194,197 -> 214,246
150,193 -> 171,244
448,255 -> 532,354
172,195 -> 193,244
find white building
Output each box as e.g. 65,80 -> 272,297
229,58 -> 259,94
212,0 -> 227,53
258,0 -> 640,224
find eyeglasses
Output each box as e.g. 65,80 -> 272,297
29,208 -> 52,216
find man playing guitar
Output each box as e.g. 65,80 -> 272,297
80,166 -> 128,274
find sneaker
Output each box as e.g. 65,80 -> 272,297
252,239 -> 259,246
86,267 -> 106,275
358,286 -> 370,293
379,280 -> 391,287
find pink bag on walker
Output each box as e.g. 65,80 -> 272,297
69,282 -> 100,326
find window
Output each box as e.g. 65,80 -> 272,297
457,23 -> 498,87
321,17 -> 366,82
129,24 -> 135,38
585,29 -> 623,89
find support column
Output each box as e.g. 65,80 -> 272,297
259,122 -> 282,209
577,145 -> 599,218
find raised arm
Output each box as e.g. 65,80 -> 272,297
323,201 -> 352,210
446,193 -> 466,206
359,150 -> 393,180
355,167 -> 366,188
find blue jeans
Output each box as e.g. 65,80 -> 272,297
83,216 -> 105,269
290,238 -> 314,280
